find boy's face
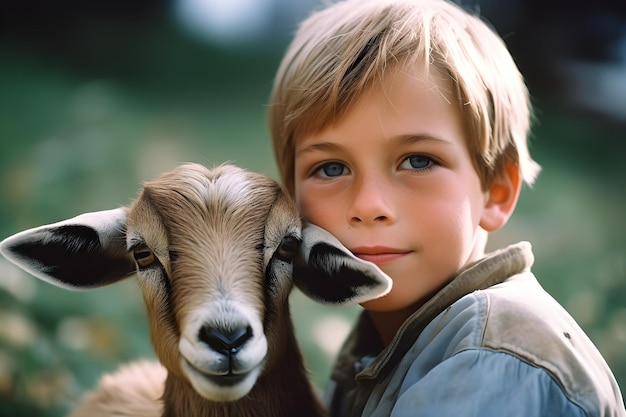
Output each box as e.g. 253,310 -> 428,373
293,67 -> 515,313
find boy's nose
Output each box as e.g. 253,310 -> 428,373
347,177 -> 395,225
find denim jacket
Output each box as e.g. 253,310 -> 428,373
325,242 -> 626,417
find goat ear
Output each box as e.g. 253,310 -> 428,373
0,208 -> 136,290
294,223 -> 392,306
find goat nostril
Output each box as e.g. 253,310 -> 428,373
199,325 -> 253,355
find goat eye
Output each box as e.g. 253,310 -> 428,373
275,235 -> 300,262
132,246 -> 156,268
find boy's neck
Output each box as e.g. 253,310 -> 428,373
367,303 -> 422,346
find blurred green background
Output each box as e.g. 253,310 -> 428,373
0,1 -> 625,416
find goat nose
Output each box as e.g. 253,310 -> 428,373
199,325 -> 253,355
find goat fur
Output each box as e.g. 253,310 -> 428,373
0,163 -> 392,417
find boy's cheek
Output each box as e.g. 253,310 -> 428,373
295,183 -> 319,216
296,197 -> 322,224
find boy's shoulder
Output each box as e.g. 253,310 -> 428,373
417,270 -> 562,358
417,272 -> 623,414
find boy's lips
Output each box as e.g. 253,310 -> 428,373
351,246 -> 410,264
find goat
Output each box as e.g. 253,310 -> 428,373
0,163 -> 392,417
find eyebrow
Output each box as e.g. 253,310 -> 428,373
296,134 -> 453,157
393,134 -> 454,147
295,141 -> 343,157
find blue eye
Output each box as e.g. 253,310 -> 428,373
316,162 -> 348,178
400,155 -> 435,171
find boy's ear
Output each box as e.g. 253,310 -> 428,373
480,162 -> 522,232
293,223 -> 392,306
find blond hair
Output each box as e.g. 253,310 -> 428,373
268,0 -> 541,195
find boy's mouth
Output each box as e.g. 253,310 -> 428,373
351,246 -> 409,264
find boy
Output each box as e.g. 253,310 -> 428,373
268,0 -> 625,416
